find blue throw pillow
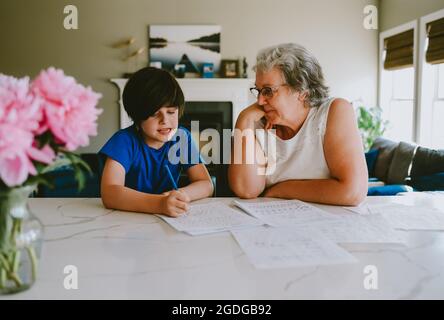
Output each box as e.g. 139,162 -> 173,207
365,149 -> 379,178
410,172 -> 444,191
367,185 -> 413,196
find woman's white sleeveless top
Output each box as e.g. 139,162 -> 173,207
255,97 -> 335,187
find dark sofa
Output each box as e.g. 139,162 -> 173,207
35,153 -> 106,197
35,153 -> 217,197
35,138 -> 444,198
366,137 -> 444,195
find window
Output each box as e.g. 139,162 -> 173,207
418,9 -> 444,149
379,22 -> 417,142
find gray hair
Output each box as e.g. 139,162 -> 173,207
253,43 -> 329,108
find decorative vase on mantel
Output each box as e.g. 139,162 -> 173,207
0,185 -> 43,294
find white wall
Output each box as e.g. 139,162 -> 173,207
380,0 -> 444,31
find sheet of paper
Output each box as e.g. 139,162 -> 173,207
231,226 -> 357,269
426,191 -> 444,197
403,191 -> 444,198
233,199 -> 338,227
371,203 -> 444,230
158,202 -> 263,235
310,214 -> 406,244
342,202 -> 374,215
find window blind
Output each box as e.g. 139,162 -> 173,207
383,29 -> 414,70
426,17 -> 444,65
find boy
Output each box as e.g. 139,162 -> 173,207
100,67 -> 213,217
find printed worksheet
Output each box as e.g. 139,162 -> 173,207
310,214 -> 406,244
233,199 -> 338,226
158,202 -> 263,235
342,202 -> 374,215
231,226 -> 357,269
371,203 -> 444,230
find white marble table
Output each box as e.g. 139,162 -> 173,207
3,195 -> 444,299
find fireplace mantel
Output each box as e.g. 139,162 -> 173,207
111,78 -> 255,129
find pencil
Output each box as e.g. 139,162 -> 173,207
164,164 -> 178,190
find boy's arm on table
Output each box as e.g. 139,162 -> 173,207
100,158 -> 188,216
179,163 -> 214,200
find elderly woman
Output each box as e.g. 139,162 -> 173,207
228,43 -> 368,206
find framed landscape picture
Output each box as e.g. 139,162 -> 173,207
148,25 -> 221,77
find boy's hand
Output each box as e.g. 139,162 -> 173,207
161,190 -> 190,217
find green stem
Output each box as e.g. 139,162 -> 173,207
0,267 -> 6,289
10,218 -> 20,244
0,254 -> 11,273
8,218 -> 24,287
10,219 -> 22,274
0,253 -> 22,287
12,250 -> 21,274
8,272 -> 22,287
26,246 -> 38,282
0,185 -> 40,292
0,254 -> 8,289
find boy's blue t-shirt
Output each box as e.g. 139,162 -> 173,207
99,125 -> 202,194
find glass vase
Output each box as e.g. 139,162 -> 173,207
0,185 -> 43,294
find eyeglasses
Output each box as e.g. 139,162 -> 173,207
249,84 -> 287,99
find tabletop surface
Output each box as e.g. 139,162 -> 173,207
3,195 -> 444,300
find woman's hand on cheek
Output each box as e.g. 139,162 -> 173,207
240,103 -> 266,123
264,112 -> 279,130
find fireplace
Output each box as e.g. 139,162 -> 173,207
111,78 -> 255,196
181,101 -> 232,196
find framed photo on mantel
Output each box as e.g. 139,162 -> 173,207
220,59 -> 240,78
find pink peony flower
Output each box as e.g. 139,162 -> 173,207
0,68 -> 101,187
0,74 -> 42,132
0,74 -> 59,187
0,124 -> 36,186
0,75 -> 48,186
0,153 -> 36,187
32,68 -> 102,151
27,143 -> 55,164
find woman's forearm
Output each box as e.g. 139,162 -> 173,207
228,163 -> 266,198
101,185 -> 165,214
180,179 -> 214,200
264,178 -> 367,206
228,116 -> 267,198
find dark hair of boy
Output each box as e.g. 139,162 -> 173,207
122,67 -> 185,126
